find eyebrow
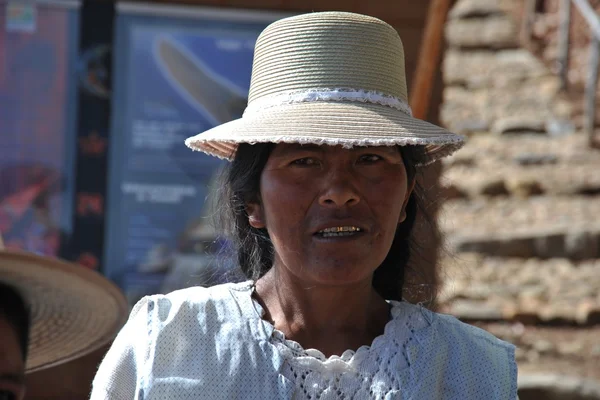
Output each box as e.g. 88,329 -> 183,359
352,146 -> 400,155
272,143 -> 324,157
0,373 -> 25,385
275,144 -> 401,156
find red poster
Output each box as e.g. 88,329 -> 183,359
0,2 -> 78,256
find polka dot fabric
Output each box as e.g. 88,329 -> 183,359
90,281 -> 517,399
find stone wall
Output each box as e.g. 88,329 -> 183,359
524,0 -> 600,90
528,0 -> 600,127
441,0 -> 575,135
438,0 -> 600,391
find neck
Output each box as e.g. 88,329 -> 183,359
254,266 -> 391,357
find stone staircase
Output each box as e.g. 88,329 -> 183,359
437,0 -> 600,388
438,134 -> 600,325
437,134 -> 600,385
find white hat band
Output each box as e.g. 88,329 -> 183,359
243,88 -> 413,117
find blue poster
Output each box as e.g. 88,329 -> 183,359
106,5 -> 284,304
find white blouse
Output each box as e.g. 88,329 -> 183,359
91,281 -> 518,399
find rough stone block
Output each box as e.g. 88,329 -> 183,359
484,88 -> 553,120
576,302 -> 600,326
449,0 -> 505,19
445,16 -> 518,49
575,183 -> 600,196
453,234 -> 536,258
565,231 -> 600,260
513,153 -> 558,166
505,177 -> 545,198
518,374 -> 600,400
440,87 -> 490,134
450,299 -> 504,321
440,183 -> 469,200
444,50 -> 547,88
479,179 -> 509,196
492,116 -> 547,134
539,305 -> 576,325
503,303 -> 541,325
533,233 -> 566,259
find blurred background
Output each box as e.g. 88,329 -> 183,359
0,0 -> 598,398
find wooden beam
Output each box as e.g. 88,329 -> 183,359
557,0 -> 571,90
409,0 -> 452,120
585,37 -> 600,148
520,0 -> 537,47
572,0 -> 600,39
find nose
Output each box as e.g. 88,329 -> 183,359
318,167 -> 360,207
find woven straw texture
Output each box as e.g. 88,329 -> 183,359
248,12 -> 407,103
185,11 -> 465,165
0,251 -> 128,372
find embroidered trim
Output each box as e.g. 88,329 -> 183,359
244,88 -> 413,116
256,300 -> 430,374
185,136 -> 466,166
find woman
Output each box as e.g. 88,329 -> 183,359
91,11 -> 517,399
0,244 -> 128,399
0,282 -> 29,400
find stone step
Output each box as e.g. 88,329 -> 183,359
475,323 -> 600,387
438,253 -> 600,326
441,164 -> 600,199
445,15 -> 518,49
440,134 -> 600,199
448,0 -> 504,20
518,374 -> 600,400
448,225 -> 600,260
440,196 -> 600,243
443,49 -> 549,90
443,133 -> 596,167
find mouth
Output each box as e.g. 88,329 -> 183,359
314,226 -> 364,238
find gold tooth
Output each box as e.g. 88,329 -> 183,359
320,226 -> 361,233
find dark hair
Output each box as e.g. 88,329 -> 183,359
218,143 -> 438,301
0,282 -> 31,360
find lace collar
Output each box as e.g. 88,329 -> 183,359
241,283 -> 431,373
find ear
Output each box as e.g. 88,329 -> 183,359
247,202 -> 266,229
398,179 -> 416,224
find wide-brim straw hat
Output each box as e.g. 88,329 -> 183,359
185,11 -> 465,165
0,248 -> 128,373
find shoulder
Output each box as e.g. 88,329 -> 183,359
431,309 -> 515,354
405,304 -> 518,399
146,279 -> 253,306
137,280 -> 254,325
398,302 -> 516,358
91,281 -> 260,398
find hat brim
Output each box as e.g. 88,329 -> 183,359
0,250 -> 128,373
185,102 -> 465,165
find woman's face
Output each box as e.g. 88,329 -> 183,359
248,144 -> 413,287
0,316 -> 26,400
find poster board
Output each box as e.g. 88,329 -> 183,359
0,0 -> 79,257
105,2 -> 287,304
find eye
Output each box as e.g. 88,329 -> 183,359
358,154 -> 383,164
290,157 -> 319,166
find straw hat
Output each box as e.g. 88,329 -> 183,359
185,11 -> 465,165
0,248 -> 128,373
